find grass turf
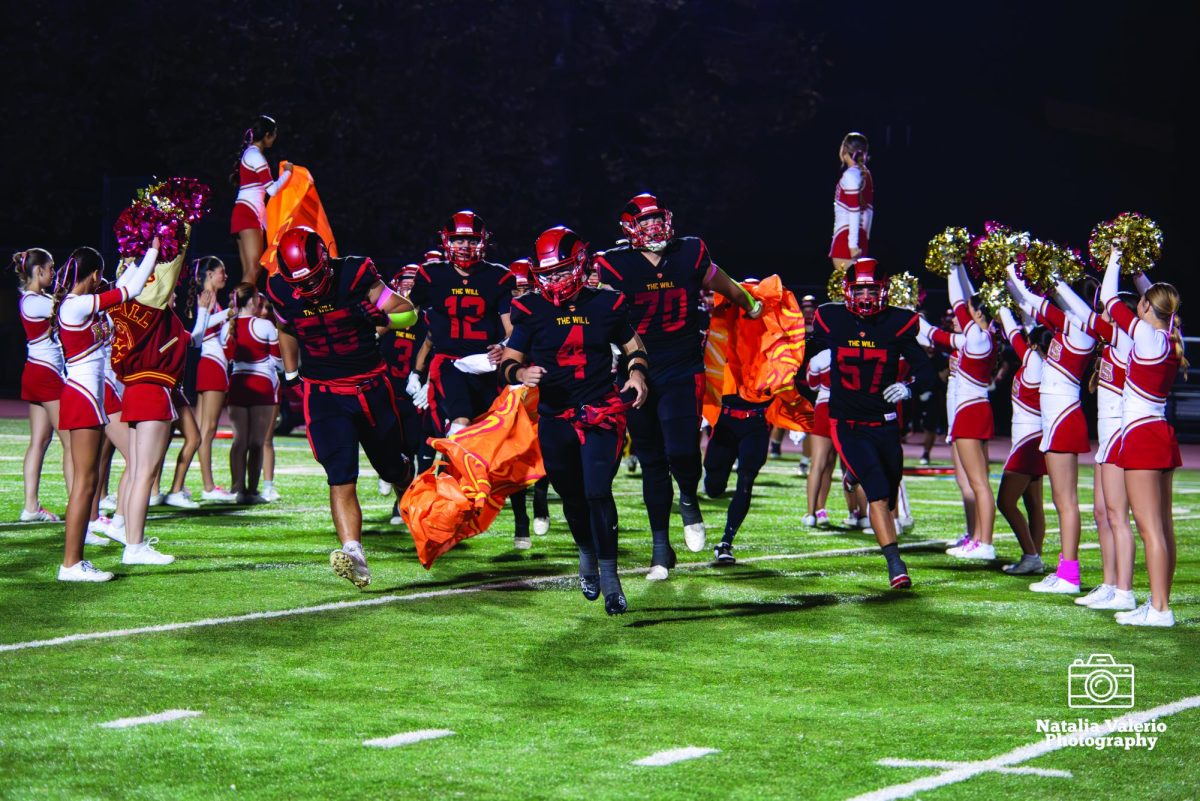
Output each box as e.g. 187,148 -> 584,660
0,418 -> 1196,801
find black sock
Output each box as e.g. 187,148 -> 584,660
599,558 -> 621,597
651,530 -> 674,567
881,542 -> 903,570
578,548 -> 598,578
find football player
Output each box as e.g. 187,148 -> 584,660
500,227 -> 648,614
269,226 -> 416,588
594,194 -> 761,580
809,258 -> 934,588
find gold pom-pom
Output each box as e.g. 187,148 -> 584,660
969,221 -> 1030,284
827,268 -> 846,302
1020,240 -> 1085,293
1057,246 -> 1086,286
888,271 -> 920,310
1088,212 -> 1163,275
976,281 -> 1015,316
924,227 -> 971,277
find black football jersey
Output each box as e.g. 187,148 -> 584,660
380,317 -> 424,382
809,302 -> 934,423
408,260 -> 513,357
507,288 -> 636,414
594,237 -> 710,383
266,256 -> 386,382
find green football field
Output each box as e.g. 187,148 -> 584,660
0,418 -> 1196,801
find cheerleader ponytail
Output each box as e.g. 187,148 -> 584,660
49,248 -> 102,337
231,115 -> 279,186
11,248 -> 53,290
1145,282 -> 1189,378
841,131 -> 870,176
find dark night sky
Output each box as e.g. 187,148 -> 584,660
2,1 -> 1196,391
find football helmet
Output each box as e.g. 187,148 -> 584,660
422,249 -> 443,267
440,210 -> 490,268
509,258 -> 531,291
532,227 -> 588,306
619,193 -> 674,252
842,258 -> 888,316
277,226 -> 332,299
389,262 -> 419,296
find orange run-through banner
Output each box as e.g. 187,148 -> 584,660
260,163 -> 338,274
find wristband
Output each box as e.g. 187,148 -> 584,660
627,349 -> 649,364
499,358 -> 524,385
628,362 -> 648,375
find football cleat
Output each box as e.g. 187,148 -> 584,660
888,560 -> 912,589
679,497 -> 706,552
604,591 -> 629,616
533,517 -> 551,536
330,546 -> 371,589
713,542 -> 736,565
579,575 -> 601,601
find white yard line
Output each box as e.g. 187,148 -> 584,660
99,709 -> 203,729
844,695 -> 1200,801
877,758 -> 1072,779
363,729 -> 455,748
0,541 -> 947,654
632,746 -> 720,766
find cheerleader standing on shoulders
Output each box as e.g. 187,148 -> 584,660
225,283 -> 280,503
54,240 -> 160,581
13,248 -> 72,522
995,307 -> 1049,575
921,263 -> 997,559
501,227 -> 649,614
230,115 -> 290,286
1101,246 -> 1183,627
1007,265 -> 1094,595
189,257 -> 236,501
802,348 -> 834,528
829,132 -> 873,270
1051,272 -> 1147,611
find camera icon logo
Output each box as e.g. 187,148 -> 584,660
1068,654 -> 1135,708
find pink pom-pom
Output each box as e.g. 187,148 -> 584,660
113,204 -> 185,262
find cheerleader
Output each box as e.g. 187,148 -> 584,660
936,312 -> 979,547
1007,265 -> 1094,594
150,289 -> 203,510
256,298 -> 282,503
230,115 -> 290,286
921,264 -> 996,559
54,241 -> 161,580
829,132 -> 873,270
86,314 -> 134,544
1101,247 -> 1183,627
801,348 -> 834,527
225,283 -> 280,503
1052,274 -> 1146,611
189,257 -> 236,501
13,248 -> 72,522
995,307 -> 1049,575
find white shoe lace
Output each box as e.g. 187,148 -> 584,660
78,560 -> 97,572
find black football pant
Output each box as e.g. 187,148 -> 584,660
703,408 -> 770,544
830,419 -> 903,508
538,415 -> 621,562
625,376 -> 704,538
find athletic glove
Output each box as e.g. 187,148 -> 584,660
883,382 -> 911,404
453,352 -> 497,374
413,381 -> 430,410
918,391 -> 933,402
405,371 -> 423,399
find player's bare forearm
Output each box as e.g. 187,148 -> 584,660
703,266 -> 756,314
278,329 -> 300,374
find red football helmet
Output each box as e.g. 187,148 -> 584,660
532,227 -> 588,306
508,258 -> 531,291
422,249 -> 443,267
619,193 -> 674,252
842,258 -> 889,316
389,262 -> 419,295
440,210 -> 490,268
277,226 -> 332,299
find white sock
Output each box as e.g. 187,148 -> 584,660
448,422 -> 466,436
112,514 -> 126,530
262,480 -> 274,490
343,540 -> 363,555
